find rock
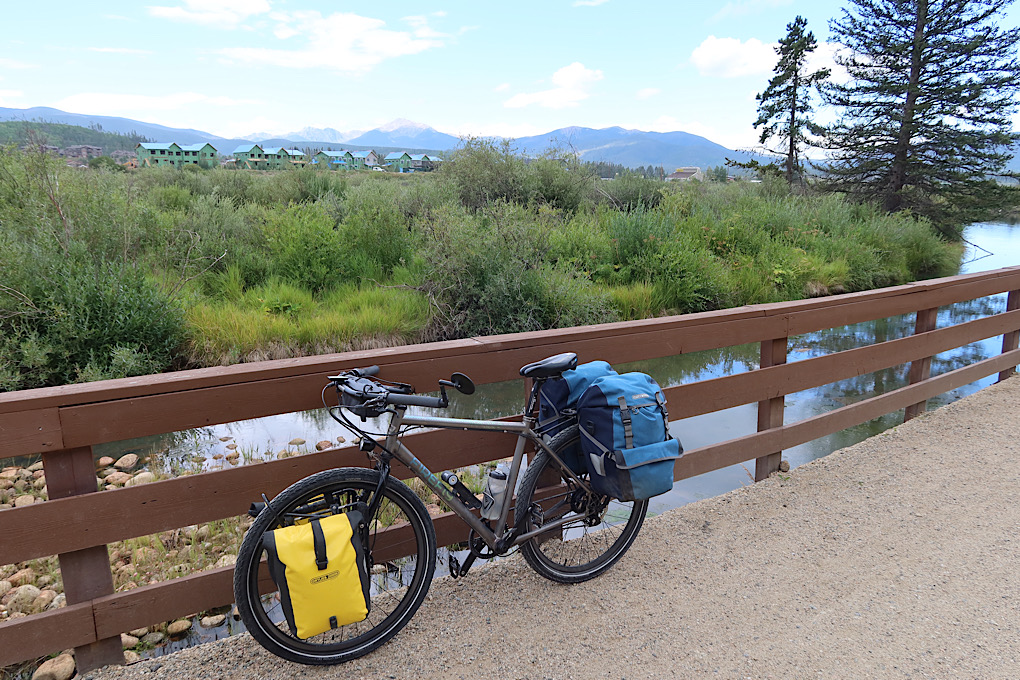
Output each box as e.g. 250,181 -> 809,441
337,436 -> 346,444
9,568 -> 35,587
192,456 -> 206,464
0,478 -> 12,489
120,633 -> 139,648
33,477 -> 47,490
196,525 -> 211,542
288,438 -> 306,446
31,653 -> 75,680
32,589 -> 57,612
47,594 -> 65,610
14,479 -> 27,492
97,456 -> 115,467
225,451 -> 240,460
200,614 -> 226,628
212,453 -> 224,460
32,469 -> 45,479
14,494 -> 35,507
214,554 -> 237,568
104,471 -> 132,486
129,627 -> 149,637
123,650 -> 141,663
125,471 -> 156,487
27,461 -> 44,473
113,453 -> 139,471
8,585 -> 42,614
141,631 -> 165,646
276,451 -> 290,459
0,581 -> 11,598
0,468 -> 20,480
167,619 -> 192,636
36,575 -> 52,587
225,443 -> 237,450
779,459 -> 791,472
315,440 -> 333,451
219,436 -> 233,442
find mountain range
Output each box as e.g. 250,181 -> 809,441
1,106 -> 1016,173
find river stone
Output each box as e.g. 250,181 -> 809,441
47,593 -> 66,610
9,568 -> 34,587
125,471 -> 156,487
33,477 -> 47,490
32,589 -> 57,612
212,453 -> 224,460
8,585 -> 41,614
288,437 -> 306,446
31,653 -> 75,680
14,494 -> 35,507
27,461 -> 44,472
105,471 -> 132,486
779,459 -> 791,472
0,468 -> 19,480
315,440 -> 333,451
114,453 -> 139,470
225,443 -> 237,450
167,619 -> 192,636
121,633 -> 139,648
141,631 -> 165,646
124,650 -> 141,663
219,436 -> 232,442
97,456 -> 115,467
0,580 -> 11,598
337,436 -> 346,444
215,554 -> 237,568
200,614 -> 226,628
129,627 -> 149,637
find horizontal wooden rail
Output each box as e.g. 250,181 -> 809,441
1,266 -> 1019,669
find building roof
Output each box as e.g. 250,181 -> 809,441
385,152 -> 411,160
318,150 -> 347,158
179,143 -> 217,152
284,149 -> 304,156
408,153 -> 427,161
350,150 -> 375,159
137,142 -> 181,151
233,144 -> 263,154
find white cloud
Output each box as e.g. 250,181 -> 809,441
690,36 -> 776,78
644,115 -> 760,151
494,83 -> 510,92
637,88 -> 661,100
55,92 -> 258,117
208,116 -> 287,139
709,0 -> 792,22
573,0 -> 610,6
0,90 -> 24,106
89,47 -> 153,55
217,11 -> 446,72
504,63 -> 603,109
0,58 -> 35,69
148,0 -> 271,28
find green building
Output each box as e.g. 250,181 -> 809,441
136,142 -> 218,168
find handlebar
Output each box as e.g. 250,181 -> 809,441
328,367 -> 448,414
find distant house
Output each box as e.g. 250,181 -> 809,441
349,150 -> 378,170
384,151 -> 412,172
64,145 -> 103,160
136,142 -> 183,167
232,144 -> 268,169
313,149 -> 350,170
665,167 -> 704,182
180,143 -> 218,168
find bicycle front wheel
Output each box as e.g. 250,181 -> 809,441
233,467 -> 437,665
516,426 -> 647,583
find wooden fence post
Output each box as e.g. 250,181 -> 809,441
998,290 -> 1020,383
42,446 -> 123,671
904,307 -> 939,421
755,337 -> 787,482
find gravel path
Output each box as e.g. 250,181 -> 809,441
87,376 -> 1020,680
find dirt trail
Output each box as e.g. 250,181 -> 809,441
87,376 -> 1020,680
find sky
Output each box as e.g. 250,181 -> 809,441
2,0 -> 1019,151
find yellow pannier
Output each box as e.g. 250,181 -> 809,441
262,510 -> 371,639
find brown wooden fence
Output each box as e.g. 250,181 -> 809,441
2,265 -> 1019,670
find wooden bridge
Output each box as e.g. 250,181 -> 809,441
1,265 -> 1018,671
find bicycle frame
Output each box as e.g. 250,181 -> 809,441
380,407 -> 590,553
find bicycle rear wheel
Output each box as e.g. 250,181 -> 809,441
515,426 -> 647,583
233,467 -> 437,664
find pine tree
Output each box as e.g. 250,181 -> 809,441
822,0 -> 1020,230
754,16 -> 830,185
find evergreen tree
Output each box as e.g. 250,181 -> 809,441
754,16 -> 830,185
822,0 -> 1020,230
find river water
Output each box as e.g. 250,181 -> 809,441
95,220 -> 1020,517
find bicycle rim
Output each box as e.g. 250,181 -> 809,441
517,427 -> 647,583
235,469 -> 436,664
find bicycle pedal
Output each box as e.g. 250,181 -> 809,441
448,553 -> 461,579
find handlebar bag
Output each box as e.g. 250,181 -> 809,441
262,510 -> 371,639
536,360 -> 617,473
577,372 -> 682,501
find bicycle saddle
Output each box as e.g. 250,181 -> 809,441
519,352 -> 578,378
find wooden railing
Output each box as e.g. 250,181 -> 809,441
2,266 -> 1019,670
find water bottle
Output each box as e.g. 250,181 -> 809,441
480,469 -> 508,520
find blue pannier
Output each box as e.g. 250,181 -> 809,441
577,372 -> 682,501
536,360 -> 617,473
